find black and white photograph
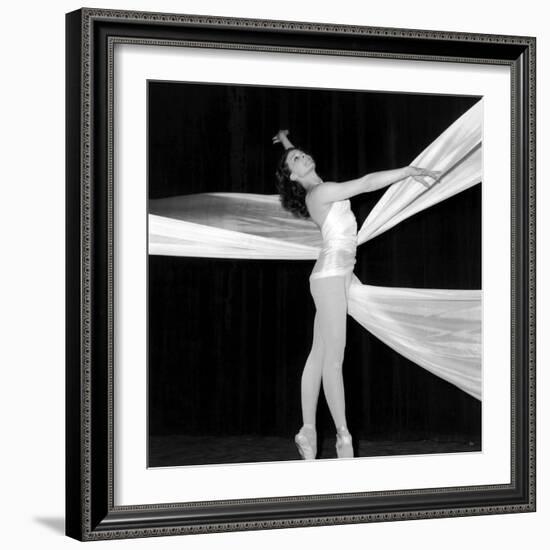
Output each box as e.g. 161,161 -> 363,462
147,81 -> 483,468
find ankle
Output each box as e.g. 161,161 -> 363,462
335,426 -> 354,458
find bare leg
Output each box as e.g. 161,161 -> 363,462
296,273 -> 353,459
309,274 -> 351,430
294,312 -> 323,459
300,312 -> 324,427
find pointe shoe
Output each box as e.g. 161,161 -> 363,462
295,425 -> 317,460
335,426 -> 354,458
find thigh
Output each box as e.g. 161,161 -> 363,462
310,276 -> 348,345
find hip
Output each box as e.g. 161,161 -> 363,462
309,248 -> 356,282
309,271 -> 353,303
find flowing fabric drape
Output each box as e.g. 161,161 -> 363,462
149,100 -> 483,400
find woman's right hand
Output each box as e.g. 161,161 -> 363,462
272,129 -> 290,144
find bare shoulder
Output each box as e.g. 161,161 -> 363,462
309,177 -> 366,203
306,184 -> 335,227
306,182 -> 338,207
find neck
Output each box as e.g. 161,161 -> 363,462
299,171 -> 323,191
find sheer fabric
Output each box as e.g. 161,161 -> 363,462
148,100 -> 483,400
348,278 -> 481,399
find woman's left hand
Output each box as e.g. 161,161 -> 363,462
408,166 -> 442,188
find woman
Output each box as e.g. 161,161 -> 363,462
273,129 -> 441,460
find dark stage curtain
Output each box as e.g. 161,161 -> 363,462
148,82 -> 481,442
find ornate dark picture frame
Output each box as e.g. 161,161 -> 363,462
65,7 -> 536,541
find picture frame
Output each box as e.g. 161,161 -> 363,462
65,7 -> 536,541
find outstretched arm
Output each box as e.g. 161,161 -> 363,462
311,165 -> 441,204
272,129 -> 295,150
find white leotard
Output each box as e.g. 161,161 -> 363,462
309,200 -> 357,281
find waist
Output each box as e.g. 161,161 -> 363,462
321,236 -> 357,250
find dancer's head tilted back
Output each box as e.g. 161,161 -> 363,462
275,147 -> 311,219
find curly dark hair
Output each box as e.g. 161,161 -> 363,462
275,147 -> 311,219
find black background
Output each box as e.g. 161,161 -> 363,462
148,81 -> 481,443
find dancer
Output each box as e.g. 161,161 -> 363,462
273,129 -> 440,460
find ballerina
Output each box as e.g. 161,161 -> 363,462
273,129 -> 440,460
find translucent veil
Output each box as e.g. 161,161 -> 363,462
149,101 -> 483,400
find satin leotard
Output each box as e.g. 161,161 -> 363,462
309,200 -> 358,281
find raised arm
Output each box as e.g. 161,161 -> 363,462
312,165 -> 441,204
272,129 -> 295,150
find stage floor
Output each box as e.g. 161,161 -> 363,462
149,434 -> 481,467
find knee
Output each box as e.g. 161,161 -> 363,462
307,340 -> 324,362
303,347 -> 323,371
323,349 -> 345,370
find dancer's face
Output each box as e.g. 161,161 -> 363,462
286,149 -> 315,183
